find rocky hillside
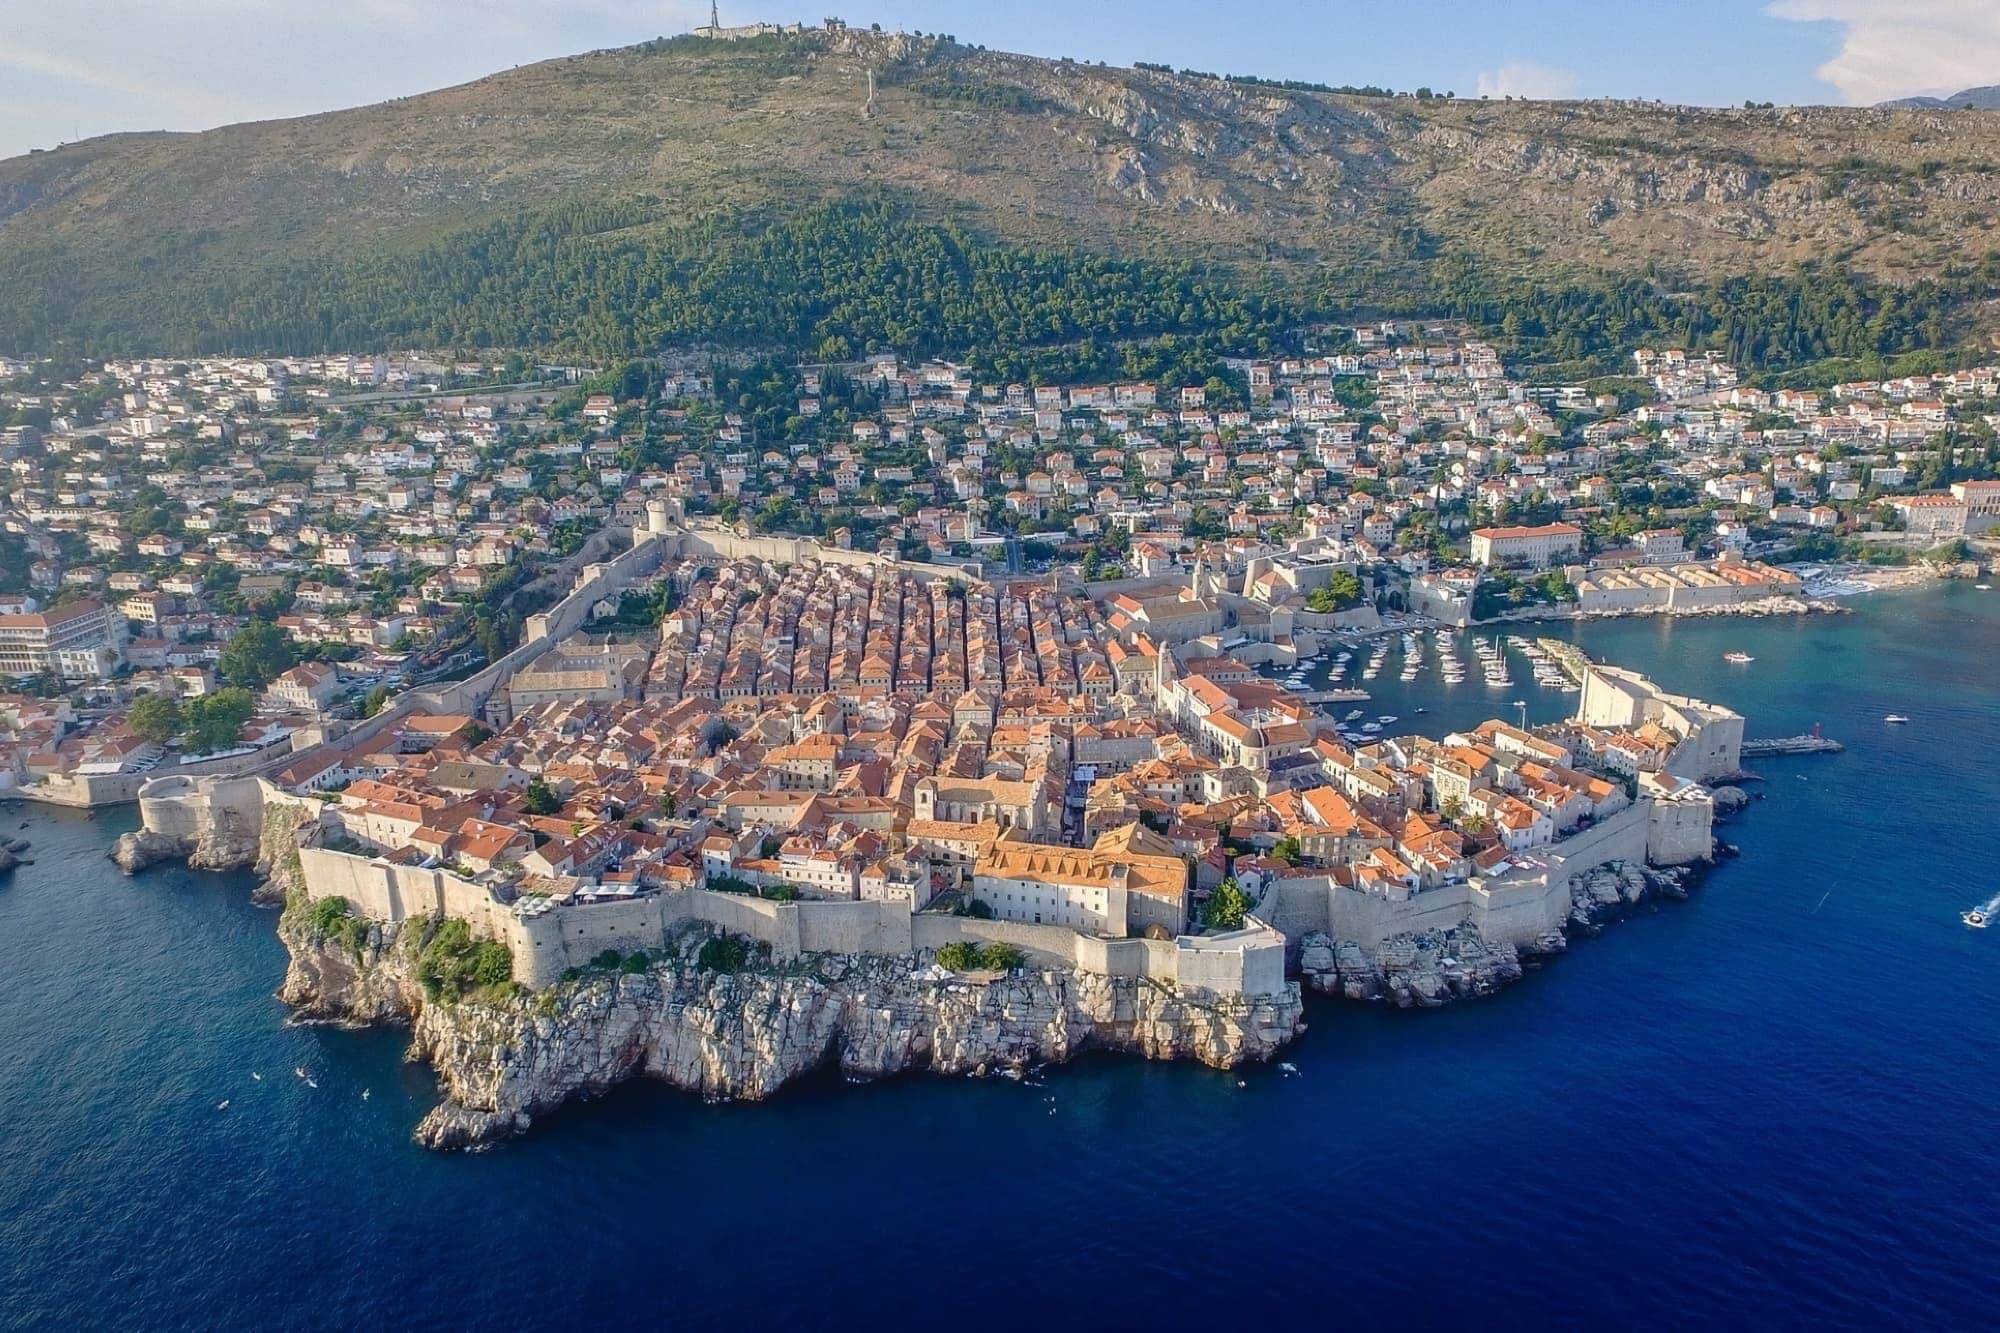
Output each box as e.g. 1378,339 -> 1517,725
5,24 -> 2000,355
279,909 -> 1305,1150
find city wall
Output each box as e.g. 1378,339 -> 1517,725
1257,800 -> 1655,954
287,842 -> 1284,996
21,734 -> 296,809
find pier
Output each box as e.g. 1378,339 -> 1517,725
1740,734 -> 1845,757
1301,688 -> 1372,704
1536,637 -> 1593,684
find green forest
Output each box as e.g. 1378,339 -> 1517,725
0,193 -> 1989,382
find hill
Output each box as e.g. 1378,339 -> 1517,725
5,24 -> 2000,374
1879,85 -> 2000,111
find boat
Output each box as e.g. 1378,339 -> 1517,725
1723,652 -> 1755,664
1976,585 -> 1992,591
1964,909 -> 1989,929
216,1100 -> 230,1111
1884,714 -> 1911,724
294,1066 -> 308,1080
1378,715 -> 1399,724
1345,709 -> 1364,721
1362,723 -> 1382,733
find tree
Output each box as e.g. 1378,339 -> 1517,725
523,777 -> 561,816
127,694 -> 183,746
218,620 -> 296,689
182,688 -> 256,756
1207,877 -> 1251,932
360,685 -> 392,718
1271,836 -> 1302,866
659,792 -> 678,818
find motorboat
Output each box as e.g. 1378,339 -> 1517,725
1884,714 -> 1911,724
1723,652 -> 1754,664
1963,909 -> 1989,929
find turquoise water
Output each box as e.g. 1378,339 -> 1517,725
4,585 -> 1999,1328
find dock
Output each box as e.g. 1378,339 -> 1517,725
1740,735 -> 1845,757
1535,638 -> 1593,684
1301,688 -> 1371,704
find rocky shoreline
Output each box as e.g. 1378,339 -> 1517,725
1296,858 -> 1704,1007
278,907 -> 1306,1150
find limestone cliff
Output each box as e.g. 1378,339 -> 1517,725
278,915 -> 1306,1150
114,786 -> 314,903
1297,860 -> 1699,1007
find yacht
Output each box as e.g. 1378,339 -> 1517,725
1723,651 -> 1754,664
1963,909 -> 1989,929
1884,714 -> 1911,724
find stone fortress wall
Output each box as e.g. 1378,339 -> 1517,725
123,755 -> 1279,999
286,836 -> 1286,997
1256,798 -> 1660,953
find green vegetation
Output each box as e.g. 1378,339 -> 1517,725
218,620 -> 297,689
1305,571 -> 1365,614
1206,877 -> 1251,932
934,940 -> 1026,972
417,918 -> 515,1002
306,894 -> 370,955
126,694 -> 182,746
180,687 -> 258,756
360,686 -> 392,718
696,934 -> 754,973
1432,258 -> 1985,380
522,777 -> 561,816
1473,570 -> 1578,621
0,197 -> 1283,365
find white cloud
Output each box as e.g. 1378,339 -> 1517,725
1767,0 -> 2000,104
1474,61 -> 1580,101
0,38 -> 259,120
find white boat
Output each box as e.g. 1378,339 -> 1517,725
1884,714 -> 1911,724
294,1066 -> 309,1080
1723,652 -> 1754,664
1345,710 -> 1364,721
1362,722 -> 1382,733
1378,715 -> 1399,724
1964,909 -> 1989,929
216,1100 -> 230,1111
1976,585 -> 1992,591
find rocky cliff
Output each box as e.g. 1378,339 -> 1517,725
1296,860 -> 1699,1007
278,912 -> 1306,1150
113,787 -> 314,903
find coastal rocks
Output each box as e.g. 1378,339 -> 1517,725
1297,927 -> 1524,1006
0,845 -> 17,876
279,920 -> 1305,1150
1297,858 -> 1706,1008
1711,785 -> 1751,817
1568,861 -> 1693,932
111,828 -> 194,874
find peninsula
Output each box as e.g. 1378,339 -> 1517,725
121,511 -> 1746,1147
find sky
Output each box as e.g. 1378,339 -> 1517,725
2,1 -> 1998,160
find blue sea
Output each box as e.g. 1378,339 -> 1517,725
5,584 -> 2000,1330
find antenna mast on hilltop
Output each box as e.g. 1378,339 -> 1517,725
710,1 -> 720,29
863,65 -> 879,119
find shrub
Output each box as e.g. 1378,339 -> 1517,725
978,943 -> 1024,971
935,941 -> 977,970
696,934 -> 753,973
417,918 -> 515,1002
935,941 -> 1025,972
307,895 -> 353,933
618,951 -> 650,974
